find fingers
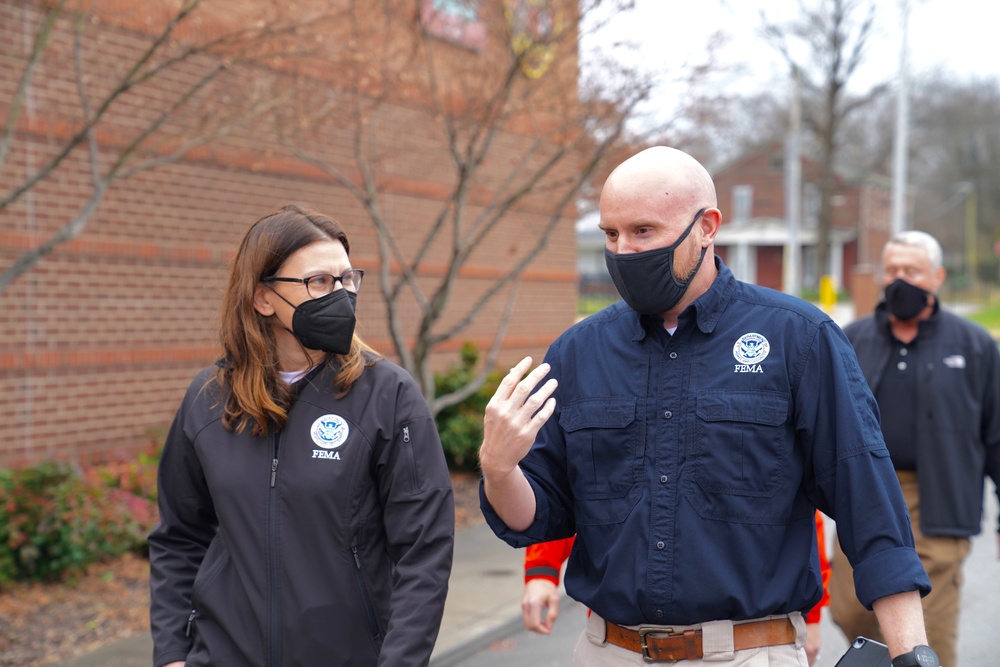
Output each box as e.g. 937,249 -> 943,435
511,360 -> 555,401
493,357 -> 554,406
522,579 -> 559,634
481,358 -> 558,474
496,357 -> 535,400
522,595 -> 548,634
485,358 -> 557,427
545,592 -> 560,628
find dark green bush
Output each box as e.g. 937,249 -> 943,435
0,451 -> 160,585
434,343 -> 502,472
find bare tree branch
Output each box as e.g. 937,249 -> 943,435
272,0 -> 697,414
0,0 -> 205,213
1,1 -> 345,294
758,0 -> 887,283
0,0 -> 67,169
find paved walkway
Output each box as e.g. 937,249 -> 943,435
52,521 -> 526,667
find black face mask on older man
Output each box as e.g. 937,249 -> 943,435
883,278 -> 931,321
604,208 -> 707,316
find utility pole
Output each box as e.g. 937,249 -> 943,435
891,0 -> 911,234
784,66 -> 802,298
963,183 -> 979,288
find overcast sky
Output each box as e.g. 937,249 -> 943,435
585,0 -> 999,107
576,0 -> 998,230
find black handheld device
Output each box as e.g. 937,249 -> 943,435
834,637 -> 892,667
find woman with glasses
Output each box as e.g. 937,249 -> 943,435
149,203 -> 455,667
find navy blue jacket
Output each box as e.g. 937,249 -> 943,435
150,359 -> 454,667
844,302 -> 1000,536
483,260 -> 929,626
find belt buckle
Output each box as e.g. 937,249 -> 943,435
638,625 -> 677,663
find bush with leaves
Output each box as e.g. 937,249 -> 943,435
0,450 -> 161,585
434,343 -> 502,472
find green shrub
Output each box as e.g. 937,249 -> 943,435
0,451 -> 160,585
434,343 -> 502,472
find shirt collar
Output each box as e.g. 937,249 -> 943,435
626,256 -> 735,340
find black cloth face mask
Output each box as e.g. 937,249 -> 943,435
883,278 -> 931,321
269,287 -> 357,355
604,208 -> 707,316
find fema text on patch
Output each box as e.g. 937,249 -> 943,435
313,450 -> 341,460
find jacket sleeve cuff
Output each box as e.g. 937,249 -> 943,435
479,475 -> 553,548
155,650 -> 190,667
852,546 -> 931,610
525,565 -> 561,584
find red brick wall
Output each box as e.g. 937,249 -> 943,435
0,0 -> 582,467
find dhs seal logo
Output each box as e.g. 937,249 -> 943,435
733,333 -> 769,373
310,414 -> 349,460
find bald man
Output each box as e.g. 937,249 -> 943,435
479,147 -> 937,666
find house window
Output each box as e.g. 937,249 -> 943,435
421,0 -> 487,52
731,185 -> 753,225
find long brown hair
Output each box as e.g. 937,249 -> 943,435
217,203 -> 379,435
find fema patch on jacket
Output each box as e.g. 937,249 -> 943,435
733,332 -> 770,373
311,414 -> 349,449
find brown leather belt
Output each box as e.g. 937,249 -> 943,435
605,617 -> 796,662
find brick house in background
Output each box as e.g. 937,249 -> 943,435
711,142 -> 892,308
0,0 -> 584,468
576,142 -> 893,315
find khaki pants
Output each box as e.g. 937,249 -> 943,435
572,611 -> 808,666
828,471 -> 971,667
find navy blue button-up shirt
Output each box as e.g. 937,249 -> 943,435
482,260 -> 929,626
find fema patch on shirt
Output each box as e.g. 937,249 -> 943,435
733,332 -> 769,373
310,414 -> 350,449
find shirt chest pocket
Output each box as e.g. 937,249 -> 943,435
686,391 -> 792,524
559,397 -> 642,525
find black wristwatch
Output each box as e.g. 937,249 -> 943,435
891,645 -> 940,667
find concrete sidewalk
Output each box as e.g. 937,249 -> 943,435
52,521 -> 528,667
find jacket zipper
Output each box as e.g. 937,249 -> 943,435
351,545 -> 382,639
185,609 -> 196,637
268,431 -> 281,667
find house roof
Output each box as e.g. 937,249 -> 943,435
715,217 -> 857,246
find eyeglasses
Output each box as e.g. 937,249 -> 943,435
263,269 -> 364,299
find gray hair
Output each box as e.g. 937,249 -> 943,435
884,230 -> 943,271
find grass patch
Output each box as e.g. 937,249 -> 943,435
965,303 -> 1000,334
577,295 -> 619,317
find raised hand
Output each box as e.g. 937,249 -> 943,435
480,357 -> 558,475
479,357 -> 558,532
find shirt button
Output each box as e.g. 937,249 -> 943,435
897,361 -> 907,371
656,541 -> 665,549
669,352 -> 678,359
654,610 -> 664,619
660,475 -> 668,483
899,348 -> 908,356
663,411 -> 672,419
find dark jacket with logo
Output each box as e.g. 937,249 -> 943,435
149,359 -> 455,667
844,303 -> 1000,537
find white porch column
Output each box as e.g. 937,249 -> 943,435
829,243 -> 844,291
